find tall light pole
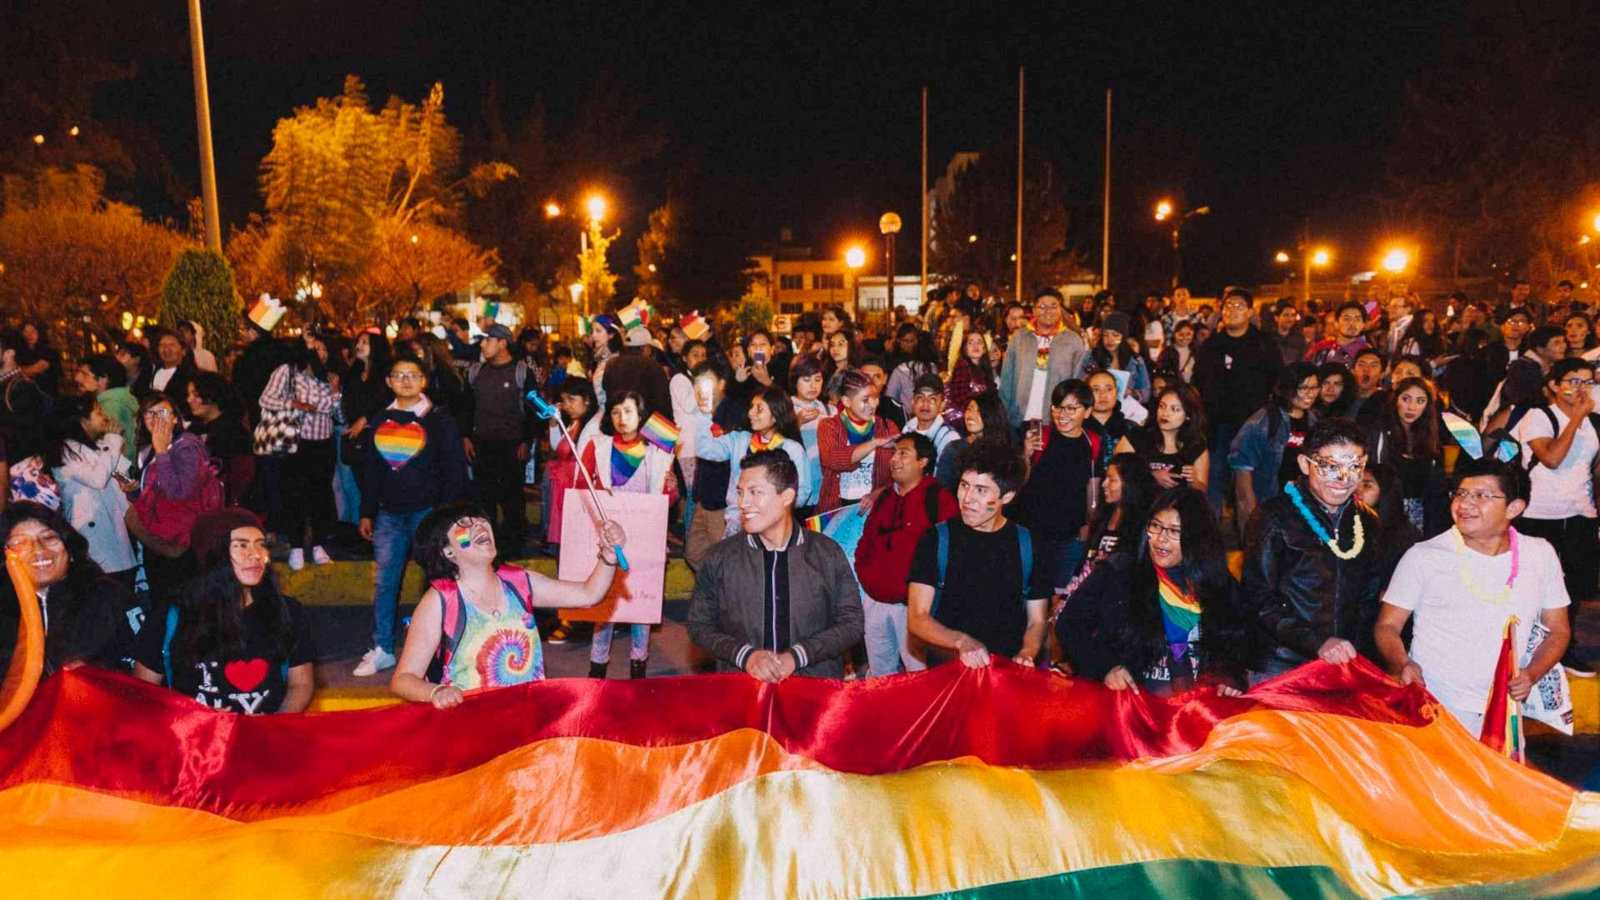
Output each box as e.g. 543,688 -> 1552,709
1154,200 -> 1209,289
880,213 -> 902,318
187,0 -> 222,253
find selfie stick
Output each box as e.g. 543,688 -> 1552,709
525,390 -> 629,571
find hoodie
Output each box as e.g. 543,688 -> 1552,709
358,397 -> 468,518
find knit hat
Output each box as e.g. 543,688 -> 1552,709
1101,311 -> 1132,336
190,508 -> 265,570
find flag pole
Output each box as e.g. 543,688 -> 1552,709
1015,67 -> 1025,303
1102,87 -> 1112,290
920,85 -> 929,314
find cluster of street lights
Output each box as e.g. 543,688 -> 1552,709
544,192 -> 610,315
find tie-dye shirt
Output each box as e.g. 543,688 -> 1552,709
447,581 -> 545,690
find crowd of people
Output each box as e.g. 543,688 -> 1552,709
0,274 -> 1592,741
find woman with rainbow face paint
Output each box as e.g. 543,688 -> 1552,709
576,392 -> 676,680
389,501 -> 623,708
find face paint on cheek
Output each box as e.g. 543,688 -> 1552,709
449,525 -> 474,550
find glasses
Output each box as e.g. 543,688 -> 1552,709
1053,403 -> 1086,414
1306,455 -> 1366,480
1450,489 -> 1506,504
1222,299 -> 1250,311
1296,382 -> 1320,394
390,371 -> 424,382
6,532 -> 65,554
1146,521 -> 1183,542
1561,377 -> 1596,388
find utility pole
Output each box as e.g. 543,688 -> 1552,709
920,86 -> 929,315
187,0 -> 222,253
1015,67 -> 1025,302
1102,88 -> 1112,289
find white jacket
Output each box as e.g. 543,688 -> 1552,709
53,434 -> 136,573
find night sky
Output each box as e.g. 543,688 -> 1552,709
7,0 -> 1460,294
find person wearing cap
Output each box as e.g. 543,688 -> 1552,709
463,323 -> 535,553
133,508 -> 315,715
904,372 -> 959,460
599,324 -> 672,427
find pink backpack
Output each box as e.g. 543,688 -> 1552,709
429,564 -> 537,686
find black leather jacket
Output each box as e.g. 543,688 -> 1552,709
1241,483 -> 1383,671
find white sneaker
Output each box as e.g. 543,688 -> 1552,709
352,647 -> 396,677
311,545 -> 332,565
288,548 -> 305,571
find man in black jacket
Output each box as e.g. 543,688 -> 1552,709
1241,418 -> 1383,683
688,450 -> 863,680
1194,287 -> 1282,513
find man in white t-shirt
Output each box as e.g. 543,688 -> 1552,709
1376,457 -> 1572,737
1512,357 -> 1598,673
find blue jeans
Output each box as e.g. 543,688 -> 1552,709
371,507 -> 432,653
333,433 -> 363,525
590,623 -> 651,663
863,594 -> 926,677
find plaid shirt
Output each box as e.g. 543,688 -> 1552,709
258,363 -> 338,441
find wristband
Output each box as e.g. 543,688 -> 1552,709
429,683 -> 447,702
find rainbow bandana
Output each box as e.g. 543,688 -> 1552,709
842,413 -> 876,446
610,436 -> 647,487
1155,565 -> 1201,666
750,431 -> 785,453
373,419 -> 426,469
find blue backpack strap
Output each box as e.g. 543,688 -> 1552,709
933,522 -> 950,617
161,605 -> 180,687
1016,524 -> 1034,600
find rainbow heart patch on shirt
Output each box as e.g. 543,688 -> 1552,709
374,420 -> 427,469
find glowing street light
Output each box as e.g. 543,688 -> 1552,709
585,194 -> 608,224
1154,200 -> 1173,222
68,125 -> 79,137
1154,200 -> 1208,287
1592,212 -> 1600,233
1274,250 -> 1291,264
1381,247 -> 1410,274
845,244 -> 867,315
967,233 -> 978,243
1311,247 -> 1331,267
543,201 -> 562,218
844,246 -> 866,269
568,282 -> 584,304
31,134 -> 43,145
409,233 -> 419,245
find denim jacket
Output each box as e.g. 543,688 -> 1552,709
1227,407 -> 1316,504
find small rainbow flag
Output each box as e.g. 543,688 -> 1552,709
640,412 -> 680,455
804,506 -> 846,532
1480,615 -> 1525,764
1441,410 -> 1484,460
679,310 -> 711,341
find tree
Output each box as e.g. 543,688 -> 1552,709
578,219 -> 619,314
930,149 -> 1088,295
159,250 -> 240,349
0,165 -> 192,349
732,291 -> 774,334
1383,3 -> 1600,286
242,77 -> 508,327
634,203 -> 673,308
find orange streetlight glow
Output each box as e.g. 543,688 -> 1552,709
1381,247 -> 1410,274
1154,199 -> 1173,222
1274,250 -> 1290,264
543,201 -> 562,218
585,194 -> 607,223
844,246 -> 867,269
1311,247 -> 1331,267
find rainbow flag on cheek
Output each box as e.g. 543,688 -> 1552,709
0,660 -> 1597,897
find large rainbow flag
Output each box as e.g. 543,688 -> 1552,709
1,658 -> 1598,897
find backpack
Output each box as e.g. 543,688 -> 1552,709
160,605 -> 288,687
467,359 -> 528,391
931,521 -> 1034,617
133,442 -> 225,550
1519,405 -> 1600,471
428,564 -> 537,686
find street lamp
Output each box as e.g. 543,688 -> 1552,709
543,201 -> 562,218
879,213 -> 903,318
585,194 -> 608,224
845,244 -> 867,316
1381,247 -> 1410,274
1274,250 -> 1291,264
1154,200 -> 1209,288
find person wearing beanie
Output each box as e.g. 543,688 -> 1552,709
132,507 -> 315,715
1087,311 -> 1151,405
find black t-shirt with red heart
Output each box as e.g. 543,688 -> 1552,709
134,595 -> 315,715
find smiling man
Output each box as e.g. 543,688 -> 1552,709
1375,458 -> 1570,736
1241,418 -> 1383,683
688,450 -> 863,681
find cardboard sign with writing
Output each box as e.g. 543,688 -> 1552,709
557,488 -> 666,625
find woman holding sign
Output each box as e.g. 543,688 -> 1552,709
693,384 -> 809,537
578,391 -> 675,679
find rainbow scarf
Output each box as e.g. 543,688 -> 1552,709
1030,322 -> 1061,371
609,435 -> 646,487
842,413 -> 876,446
750,430 -> 785,453
1155,565 -> 1201,666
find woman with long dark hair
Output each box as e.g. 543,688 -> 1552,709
45,394 -> 136,580
885,326 -> 940,411
934,390 -> 1015,490
543,377 -> 601,554
1115,383 -> 1210,493
1058,487 -> 1249,694
1397,309 -> 1443,359
1366,376 -> 1448,536
1315,362 -> 1355,418
789,354 -> 829,512
943,328 -> 996,429
1054,452 -> 1159,637
133,508 -> 314,714
820,329 -> 861,404
695,383 -> 808,535
1229,362 -> 1320,526
0,501 -> 137,677
1086,312 -> 1151,403
128,391 -> 216,604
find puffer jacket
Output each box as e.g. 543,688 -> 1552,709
1240,483 -> 1383,672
